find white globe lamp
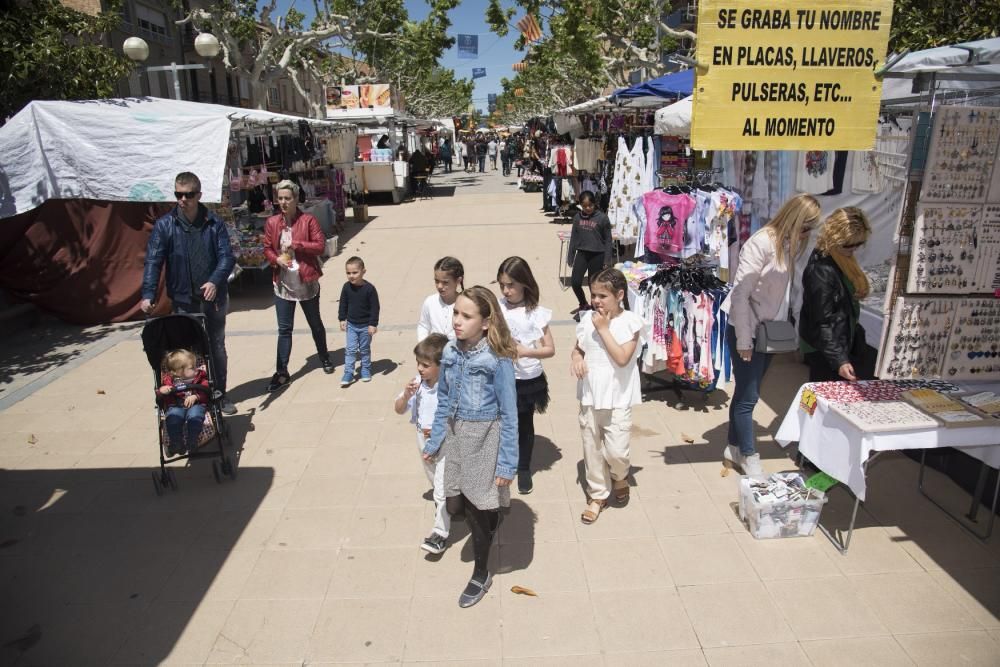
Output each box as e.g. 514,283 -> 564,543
194,32 -> 221,59
123,36 -> 150,62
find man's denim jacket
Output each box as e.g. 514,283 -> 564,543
423,339 -> 519,480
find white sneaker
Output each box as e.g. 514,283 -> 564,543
743,453 -> 764,476
724,445 -> 764,476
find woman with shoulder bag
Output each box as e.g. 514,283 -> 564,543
721,193 -> 820,475
263,180 -> 334,392
799,207 -> 875,382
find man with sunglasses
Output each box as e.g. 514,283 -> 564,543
141,172 -> 237,415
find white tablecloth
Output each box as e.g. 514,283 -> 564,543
775,383 -> 1000,500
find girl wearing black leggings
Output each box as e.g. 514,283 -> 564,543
567,191 -> 613,314
497,257 -> 555,495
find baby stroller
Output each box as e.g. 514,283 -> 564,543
142,313 -> 237,494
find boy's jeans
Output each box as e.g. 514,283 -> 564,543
343,321 -> 372,381
417,431 -> 450,538
165,404 -> 206,452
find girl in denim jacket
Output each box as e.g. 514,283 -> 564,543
423,286 -> 518,608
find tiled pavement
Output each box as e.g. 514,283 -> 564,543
1,166 -> 998,665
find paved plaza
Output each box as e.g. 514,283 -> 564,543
1,167 -> 999,665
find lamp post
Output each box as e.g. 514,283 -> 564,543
124,33 -> 220,100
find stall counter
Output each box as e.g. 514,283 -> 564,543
342,161 -> 408,204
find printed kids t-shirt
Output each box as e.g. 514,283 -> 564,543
575,310 -> 646,409
500,299 -> 552,380
643,191 -> 696,257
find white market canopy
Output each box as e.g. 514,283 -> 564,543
0,97 -> 355,220
654,96 -> 694,136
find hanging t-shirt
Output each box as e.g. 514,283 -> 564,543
500,300 -> 552,380
575,310 -> 646,409
795,151 -> 834,194
642,191 -> 696,257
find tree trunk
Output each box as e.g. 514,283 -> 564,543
250,79 -> 267,110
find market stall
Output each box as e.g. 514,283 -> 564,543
770,37 -> 1000,547
0,97 -> 356,322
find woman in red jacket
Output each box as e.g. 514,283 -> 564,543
263,180 -> 334,392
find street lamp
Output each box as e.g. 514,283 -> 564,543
124,32 -> 219,101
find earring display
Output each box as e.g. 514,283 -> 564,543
831,400 -> 939,433
921,106 -> 1000,204
980,205 -> 1000,292
879,297 -> 957,379
907,204 -> 987,294
940,297 -> 1000,381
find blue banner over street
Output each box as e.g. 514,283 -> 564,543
457,34 -> 478,59
472,67 -> 487,79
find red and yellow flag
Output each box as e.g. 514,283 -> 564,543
515,14 -> 542,43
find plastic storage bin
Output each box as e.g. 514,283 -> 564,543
738,472 -> 827,539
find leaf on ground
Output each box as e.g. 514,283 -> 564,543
681,433 -> 695,444
27,434 -> 37,444
720,467 -> 731,477
510,585 -> 537,597
96,389 -> 106,395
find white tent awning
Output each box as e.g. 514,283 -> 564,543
0,97 -> 355,220
654,96 -> 693,137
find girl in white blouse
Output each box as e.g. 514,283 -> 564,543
417,256 -> 464,341
570,268 -> 645,524
497,257 -> 555,495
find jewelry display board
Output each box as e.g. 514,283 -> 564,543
941,297 -> 1000,380
981,204 -> 1000,292
920,106 -> 1000,204
879,106 -> 1000,383
879,296 -> 957,379
907,204 -> 984,293
830,400 -> 939,433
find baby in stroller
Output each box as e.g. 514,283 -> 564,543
158,349 -> 209,455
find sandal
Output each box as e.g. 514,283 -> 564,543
580,498 -> 607,524
613,480 -> 630,505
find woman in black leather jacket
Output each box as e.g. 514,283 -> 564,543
799,207 -> 875,382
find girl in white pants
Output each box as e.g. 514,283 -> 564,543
570,268 -> 645,524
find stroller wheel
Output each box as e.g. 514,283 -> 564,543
165,468 -> 178,491
222,456 -> 237,480
211,459 -> 223,484
151,470 -> 163,496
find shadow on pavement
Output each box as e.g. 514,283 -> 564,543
0,463 -> 274,665
0,318 -> 141,394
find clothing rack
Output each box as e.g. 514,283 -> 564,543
634,263 -> 731,409
658,167 -> 724,186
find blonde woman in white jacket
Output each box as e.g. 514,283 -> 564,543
722,193 -> 820,475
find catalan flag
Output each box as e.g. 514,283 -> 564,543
512,61 -> 527,72
514,88 -> 525,97
516,14 -> 542,43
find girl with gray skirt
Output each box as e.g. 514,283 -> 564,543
422,286 -> 519,608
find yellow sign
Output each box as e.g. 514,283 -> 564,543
691,1 -> 893,150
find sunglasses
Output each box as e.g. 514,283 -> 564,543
842,241 -> 865,249
174,191 -> 200,200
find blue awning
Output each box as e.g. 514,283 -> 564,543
612,69 -> 694,100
